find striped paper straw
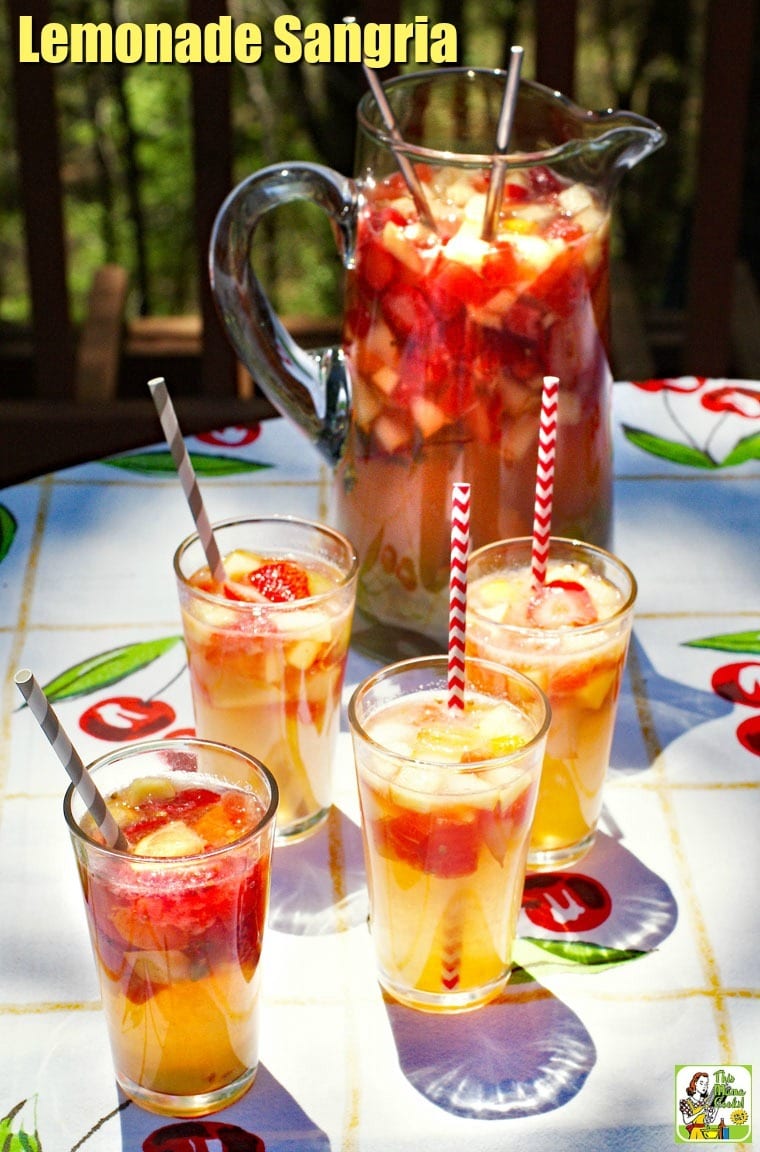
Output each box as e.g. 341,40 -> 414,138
531,375 -> 560,590
14,669 -> 127,851
148,376 -> 226,583
448,482 -> 471,710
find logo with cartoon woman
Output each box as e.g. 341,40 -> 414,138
679,1071 -> 720,1140
675,1065 -> 752,1143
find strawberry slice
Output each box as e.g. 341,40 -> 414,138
247,560 -> 310,602
376,808 -> 479,878
381,283 -> 433,339
528,165 -> 563,197
544,216 -> 584,242
527,579 -> 598,628
359,235 -> 398,293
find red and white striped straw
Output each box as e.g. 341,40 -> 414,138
531,375 -> 560,591
15,669 -> 128,851
148,377 -> 226,583
448,482 -> 471,710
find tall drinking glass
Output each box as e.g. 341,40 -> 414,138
64,737 -> 278,1116
174,515 -> 357,842
467,537 -> 636,869
348,655 -> 550,1012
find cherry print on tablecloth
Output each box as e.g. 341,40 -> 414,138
79,696 -> 176,742
624,376 -> 760,468
142,1119 -> 265,1150
196,423 -> 263,448
685,632 -> 760,758
522,873 -> 612,934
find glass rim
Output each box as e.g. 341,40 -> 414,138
347,653 -> 551,772
356,66 -> 658,169
467,534 -> 637,634
173,513 -> 359,610
63,736 -> 279,859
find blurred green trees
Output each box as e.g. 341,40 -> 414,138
0,0 -> 752,329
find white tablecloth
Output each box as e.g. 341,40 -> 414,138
1,377 -> 758,1149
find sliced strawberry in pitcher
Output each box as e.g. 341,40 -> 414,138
532,247 -> 586,317
529,165 -> 563,196
247,560 -> 310,602
382,283 -> 433,339
545,216 -> 584,243
429,260 -> 490,316
359,235 -> 399,293
482,241 -> 519,285
527,580 -> 598,627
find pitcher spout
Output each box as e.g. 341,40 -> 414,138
581,110 -> 666,188
507,79 -> 666,195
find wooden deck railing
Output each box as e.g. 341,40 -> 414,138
1,0 -> 758,487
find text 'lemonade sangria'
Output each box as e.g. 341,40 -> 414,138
337,157 -> 611,642
349,657 -> 550,1012
175,517 -> 358,841
64,739 -> 278,1116
467,538 -> 636,869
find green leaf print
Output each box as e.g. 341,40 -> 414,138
0,1098 -> 41,1151
38,637 -> 184,703
520,937 -> 646,967
0,504 -> 17,564
621,425 -> 717,469
721,430 -> 760,467
104,451 -> 271,476
684,630 -> 760,656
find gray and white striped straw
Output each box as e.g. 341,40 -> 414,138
14,669 -> 127,851
148,376 -> 226,582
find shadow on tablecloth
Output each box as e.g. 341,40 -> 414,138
268,805 -> 368,936
116,1065 -> 330,1151
384,978 -> 594,1120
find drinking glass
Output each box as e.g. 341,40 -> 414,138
64,737 -> 278,1116
467,536 -> 636,869
174,515 -> 357,841
348,655 -> 549,1011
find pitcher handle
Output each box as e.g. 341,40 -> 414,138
209,162 -> 358,465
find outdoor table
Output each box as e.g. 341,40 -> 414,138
1,377 -> 758,1150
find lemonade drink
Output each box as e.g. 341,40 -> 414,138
175,517 -> 357,841
467,537 -> 636,869
348,656 -> 549,1012
337,163 -> 611,643
64,739 -> 278,1116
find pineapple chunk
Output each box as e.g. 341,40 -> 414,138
286,638 -> 323,670
133,820 -> 205,858
373,413 -> 411,453
557,182 -> 595,215
118,776 -> 176,808
411,396 -> 447,438
575,667 -> 617,710
462,192 -> 489,224
381,221 -> 425,275
372,365 -> 400,396
445,220 -> 490,268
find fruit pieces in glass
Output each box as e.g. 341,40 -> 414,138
65,740 -> 277,1116
175,518 -> 357,842
467,537 -> 636,869
349,657 -> 549,1012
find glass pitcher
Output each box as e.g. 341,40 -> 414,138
210,67 -> 664,657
